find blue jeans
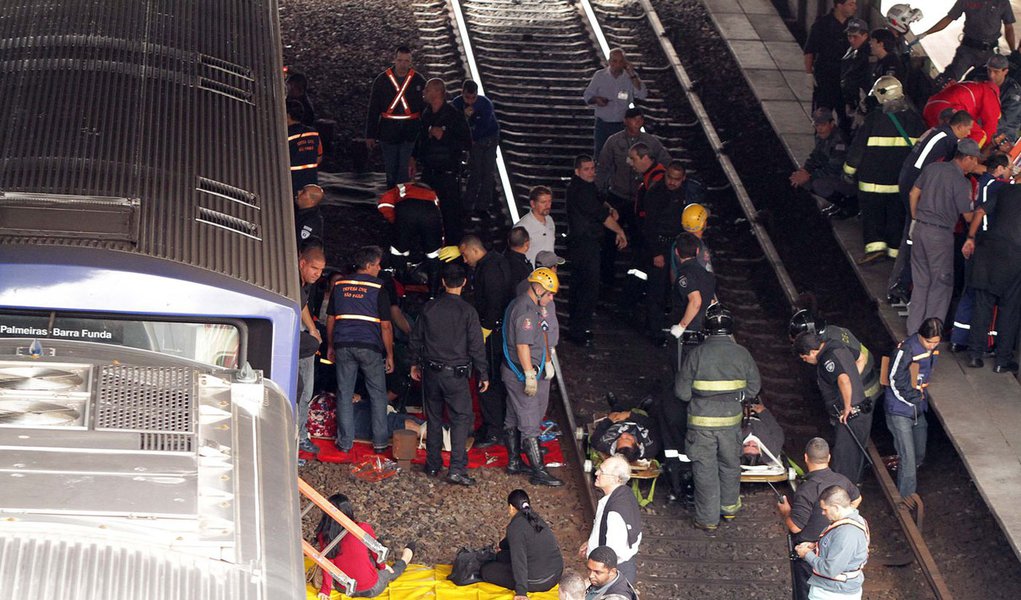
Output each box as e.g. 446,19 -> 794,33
886,411 -> 927,498
593,118 -> 624,159
381,140 -> 415,188
296,355 -> 315,442
334,347 -> 389,450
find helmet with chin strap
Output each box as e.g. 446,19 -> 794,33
788,309 -> 827,340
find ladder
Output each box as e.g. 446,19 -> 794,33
299,478 -> 391,596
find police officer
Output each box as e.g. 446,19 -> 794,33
790,108 -> 856,219
794,332 -> 873,484
675,304 -> 759,530
327,246 -> 395,454
295,184 -> 325,246
287,99 -> 323,196
410,262 -> 489,486
411,78 -> 472,245
644,161 -> 693,343
917,0 -> 1017,84
502,268 -> 563,487
458,235 -> 513,447
788,308 -> 882,403
365,46 -> 427,188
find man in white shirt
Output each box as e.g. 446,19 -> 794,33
514,185 -> 556,264
583,48 -> 648,157
577,455 -> 643,585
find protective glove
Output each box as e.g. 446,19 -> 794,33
670,324 -> 685,339
437,245 -> 461,262
545,360 -> 555,380
524,370 -> 538,396
482,327 -> 492,341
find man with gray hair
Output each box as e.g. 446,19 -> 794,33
795,485 -> 870,599
583,48 -> 648,157
558,569 -> 587,600
578,455 -> 642,585
777,438 -> 862,600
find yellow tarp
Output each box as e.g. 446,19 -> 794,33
306,562 -> 561,599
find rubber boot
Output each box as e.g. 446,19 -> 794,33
505,429 -> 529,475
664,460 -> 683,502
524,436 -> 563,487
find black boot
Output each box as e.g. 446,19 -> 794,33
524,437 -> 563,487
664,460 -> 683,502
505,429 -> 529,475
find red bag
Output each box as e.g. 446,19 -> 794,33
307,392 -> 336,439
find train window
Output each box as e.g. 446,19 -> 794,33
0,311 -> 241,368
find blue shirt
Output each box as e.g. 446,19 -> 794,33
451,94 -> 500,141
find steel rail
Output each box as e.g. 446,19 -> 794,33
632,0 -> 954,597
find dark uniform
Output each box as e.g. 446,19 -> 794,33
566,173 -> 610,338
676,334 -> 760,527
288,122 -> 322,195
328,274 -> 392,452
814,343 -> 873,483
504,249 -> 533,286
643,179 -> 688,337
468,251 -> 513,439
942,0 -> 1016,82
805,11 -> 850,121
377,182 -> 444,260
410,292 -> 488,476
414,102 -> 472,245
366,67 -> 427,188
672,258 -> 716,335
820,325 -> 882,402
804,127 -> 855,205
295,206 -> 324,246
789,469 -> 861,600
840,43 -> 871,123
843,102 -> 926,258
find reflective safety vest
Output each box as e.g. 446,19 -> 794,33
688,378 -> 746,429
382,68 -> 421,120
331,274 -> 384,350
377,182 -> 440,223
288,124 -> 323,172
812,517 -> 870,582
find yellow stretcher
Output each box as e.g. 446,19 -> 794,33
307,562 -> 561,599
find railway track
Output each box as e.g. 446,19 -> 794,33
380,0 -> 953,597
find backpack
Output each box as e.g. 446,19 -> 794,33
447,545 -> 496,586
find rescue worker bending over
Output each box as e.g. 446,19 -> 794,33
794,486 -> 870,600
501,268 -> 563,487
675,304 -> 761,531
788,308 -> 882,404
377,180 -> 444,292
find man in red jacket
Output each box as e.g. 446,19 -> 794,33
923,55 -> 1009,147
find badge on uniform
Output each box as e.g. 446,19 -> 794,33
523,318 -> 533,331
825,360 -> 835,373
678,276 -> 688,288
617,90 -> 629,100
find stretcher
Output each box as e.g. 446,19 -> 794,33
740,432 -> 796,484
583,415 -> 662,506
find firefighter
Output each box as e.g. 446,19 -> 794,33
843,76 -> 926,264
365,46 -> 427,189
675,304 -> 761,530
788,308 -> 882,403
794,332 -> 873,484
502,268 -> 563,487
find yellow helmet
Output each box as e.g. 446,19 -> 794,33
527,267 -> 560,294
682,203 -> 709,233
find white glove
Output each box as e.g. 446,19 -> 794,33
908,219 -> 917,241
670,324 -> 685,339
545,360 -> 555,380
524,370 -> 538,396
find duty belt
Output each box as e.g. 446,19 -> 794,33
830,398 -> 873,420
426,361 -> 471,378
962,37 -> 998,51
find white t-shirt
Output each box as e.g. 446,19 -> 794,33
587,489 -> 641,564
515,211 -> 555,264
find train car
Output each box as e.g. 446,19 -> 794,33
0,1 -> 305,598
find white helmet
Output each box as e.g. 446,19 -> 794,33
886,4 -> 923,34
870,75 -> 905,104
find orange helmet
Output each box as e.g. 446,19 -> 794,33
682,203 -> 709,233
527,267 -> 559,294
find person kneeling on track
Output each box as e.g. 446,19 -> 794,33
578,455 -> 642,585
314,493 -> 416,599
480,489 -> 564,598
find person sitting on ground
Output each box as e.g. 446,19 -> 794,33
584,546 -> 638,600
558,569 -> 587,600
480,489 -> 564,598
590,406 -> 660,464
314,493 -> 415,599
350,392 -> 424,440
790,108 -> 856,219
740,399 -> 784,467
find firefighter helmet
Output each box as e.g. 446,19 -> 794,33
704,303 -> 733,336
527,267 -> 560,294
886,4 -> 923,34
788,309 -> 827,340
682,203 -> 709,233
870,75 -> 905,104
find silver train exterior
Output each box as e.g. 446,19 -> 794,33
0,1 -> 305,598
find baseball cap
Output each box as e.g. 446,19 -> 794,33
844,17 -> 868,34
624,107 -> 643,119
535,250 -> 566,268
812,107 -> 834,125
957,138 -> 982,157
987,54 -> 1009,70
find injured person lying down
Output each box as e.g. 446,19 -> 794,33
590,407 -> 661,464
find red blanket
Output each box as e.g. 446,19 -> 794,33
300,438 -> 564,469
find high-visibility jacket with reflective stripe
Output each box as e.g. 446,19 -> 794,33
843,105 -> 926,192
287,123 -> 323,172
376,182 -> 440,223
329,274 -> 385,350
676,335 -> 761,429
884,334 -> 937,420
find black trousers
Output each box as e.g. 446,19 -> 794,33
480,553 -> 560,593
424,368 -> 473,474
394,200 -> 443,255
646,253 -> 670,336
422,169 -> 463,245
831,409 -> 874,484
860,191 -> 904,254
601,192 -> 632,287
569,240 -> 601,336
478,329 -> 507,434
970,284 -> 1021,366
793,557 -> 812,600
